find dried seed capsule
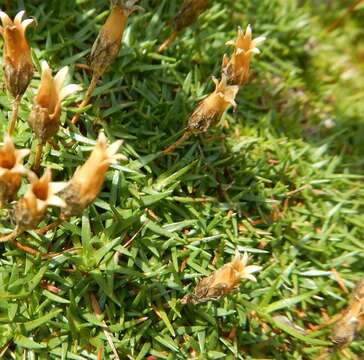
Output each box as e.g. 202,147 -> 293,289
222,25 -> 265,86
172,0 -> 208,32
163,74 -> 239,154
89,0 -> 140,76
186,74 -> 239,132
0,10 -> 34,98
0,10 -> 34,134
59,133 -> 125,217
71,0 -> 140,125
27,61 -> 80,171
0,135 -> 29,207
181,251 -> 261,304
14,169 -> 65,230
330,277 -> 364,349
158,0 -> 209,52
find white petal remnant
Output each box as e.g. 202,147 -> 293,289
181,250 -> 262,304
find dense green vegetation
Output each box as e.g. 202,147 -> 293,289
0,0 -> 363,358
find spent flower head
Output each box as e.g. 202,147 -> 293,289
89,0 -> 141,76
0,10 -> 34,98
182,250 -> 261,304
222,25 -> 265,86
330,276 -> 364,349
187,74 -> 239,133
27,61 -> 81,144
14,168 -> 65,230
59,133 -> 126,217
0,135 -> 29,207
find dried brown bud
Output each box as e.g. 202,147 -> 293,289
27,61 -> 81,145
158,0 -> 208,52
182,251 -> 261,304
187,74 -> 239,133
330,277 -> 364,349
222,25 -> 265,86
0,135 -> 29,207
172,0 -> 208,32
14,168 -> 65,230
59,133 -> 125,217
0,10 -> 34,98
89,0 -> 140,76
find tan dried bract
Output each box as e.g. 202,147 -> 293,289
59,133 -> 125,217
0,135 -> 29,207
89,0 -> 140,76
14,168 -> 65,230
28,61 -> 81,145
181,251 -> 261,304
222,25 -> 265,86
330,277 -> 364,349
0,10 -> 34,98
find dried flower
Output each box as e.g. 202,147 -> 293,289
0,10 -> 34,99
158,0 -> 209,52
222,25 -> 265,86
181,250 -> 261,304
71,0 -> 140,125
330,277 -> 364,349
163,74 -> 239,154
59,133 -> 125,217
0,135 -> 29,207
187,74 -> 239,133
14,168 -> 65,230
89,0 -> 140,76
28,61 -> 80,171
28,61 -> 81,145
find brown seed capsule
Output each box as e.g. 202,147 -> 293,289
172,0 -> 208,32
59,133 -> 125,217
181,251 -> 261,304
162,74 -> 239,154
158,0 -> 209,52
0,10 -> 34,98
330,277 -> 364,349
28,61 -> 81,145
89,0 -> 140,76
0,135 -> 29,207
222,25 -> 265,86
187,74 -> 239,133
14,168 -> 65,230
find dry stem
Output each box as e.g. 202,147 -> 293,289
71,73 -> 100,125
162,131 -> 191,154
7,96 -> 21,135
34,217 -> 66,235
158,31 -> 177,53
327,0 -> 364,32
0,227 -> 22,243
33,142 -> 44,173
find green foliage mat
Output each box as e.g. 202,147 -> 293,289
0,0 -> 363,358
